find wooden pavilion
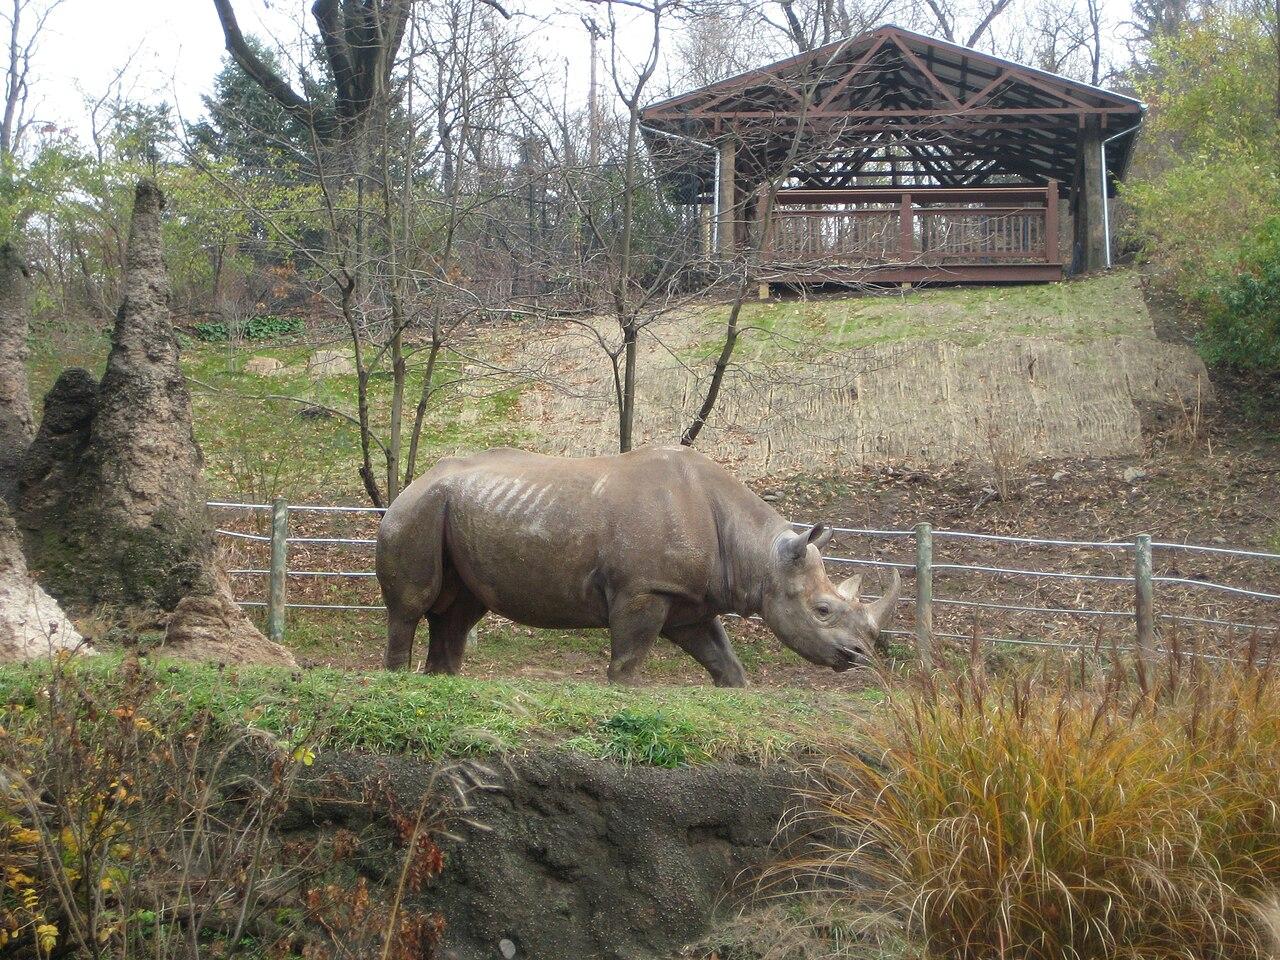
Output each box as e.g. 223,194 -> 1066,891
640,25 -> 1144,285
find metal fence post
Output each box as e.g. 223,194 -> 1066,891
915,522 -> 934,670
267,498 -> 289,643
1134,533 -> 1155,675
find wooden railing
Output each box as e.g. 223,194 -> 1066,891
759,184 -> 1061,269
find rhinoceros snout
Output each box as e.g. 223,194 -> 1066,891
832,642 -> 870,671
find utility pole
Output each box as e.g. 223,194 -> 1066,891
583,16 -> 603,170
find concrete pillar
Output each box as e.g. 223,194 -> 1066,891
1078,117 -> 1107,273
717,139 -> 736,257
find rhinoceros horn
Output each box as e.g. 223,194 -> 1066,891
867,569 -> 901,629
836,573 -> 863,601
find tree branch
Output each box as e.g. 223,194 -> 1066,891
210,0 -> 319,129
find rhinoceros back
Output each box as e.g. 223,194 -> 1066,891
380,447 -> 723,629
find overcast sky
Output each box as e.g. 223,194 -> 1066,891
30,0 -> 607,136
28,0 -> 1133,142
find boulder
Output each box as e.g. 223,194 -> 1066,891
244,356 -> 287,377
0,503 -> 87,662
307,349 -> 356,377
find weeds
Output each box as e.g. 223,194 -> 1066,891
780,649 -> 1280,959
0,654 -> 458,958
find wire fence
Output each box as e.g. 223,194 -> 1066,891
209,499 -> 1280,666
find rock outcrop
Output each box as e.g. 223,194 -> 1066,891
18,180 -> 295,667
0,244 -> 34,506
0,502 -> 86,662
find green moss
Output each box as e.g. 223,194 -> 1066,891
26,506 -> 210,612
0,657 -> 873,766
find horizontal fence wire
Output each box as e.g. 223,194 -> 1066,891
933,597 -> 1131,618
215,528 -> 272,542
826,555 -> 915,570
230,569 -> 378,579
932,562 -> 1133,582
1153,541 -> 1280,562
210,501 -> 1280,660
1153,577 -> 1280,602
934,529 -> 1135,550
1161,612 -> 1279,633
286,536 -> 377,546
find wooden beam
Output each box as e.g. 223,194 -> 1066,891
889,33 -> 963,109
817,34 -> 890,109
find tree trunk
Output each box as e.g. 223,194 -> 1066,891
0,243 -> 33,506
619,323 -> 638,453
16,181 -> 295,666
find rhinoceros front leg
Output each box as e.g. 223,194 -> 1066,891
606,593 -> 671,686
663,619 -> 748,688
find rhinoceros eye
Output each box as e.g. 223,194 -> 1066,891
815,602 -> 831,618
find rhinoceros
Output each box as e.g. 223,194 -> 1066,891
375,446 -> 899,686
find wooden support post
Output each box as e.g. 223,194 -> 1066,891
717,139 -> 736,257
1044,179 -> 1060,266
756,187 -> 771,301
915,522 -> 934,670
899,192 -> 914,262
1080,118 -> 1106,272
698,202 -> 713,259
1134,533 -> 1155,679
756,186 -> 772,259
268,498 -> 289,644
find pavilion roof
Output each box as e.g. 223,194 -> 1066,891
640,25 -> 1144,202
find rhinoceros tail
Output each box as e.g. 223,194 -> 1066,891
376,483 -> 448,670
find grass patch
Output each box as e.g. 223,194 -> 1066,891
24,316 -> 531,504
690,270 -> 1152,362
184,343 -> 529,503
0,657 -> 871,766
265,609 -> 823,680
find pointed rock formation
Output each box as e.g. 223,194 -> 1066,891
0,244 -> 34,506
18,181 -> 295,668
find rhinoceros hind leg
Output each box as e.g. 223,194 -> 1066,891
425,587 -> 486,675
663,619 -> 748,688
606,593 -> 670,686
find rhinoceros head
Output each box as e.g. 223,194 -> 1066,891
761,524 -> 900,671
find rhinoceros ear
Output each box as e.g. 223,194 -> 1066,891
781,524 -> 832,563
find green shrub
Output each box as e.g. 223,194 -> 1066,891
193,313 -> 304,342
787,659 -> 1280,959
1197,217 -> 1280,372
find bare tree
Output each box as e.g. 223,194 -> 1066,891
204,0 -> 533,505
0,0 -> 63,161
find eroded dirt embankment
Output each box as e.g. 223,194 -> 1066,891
293,750 -> 821,960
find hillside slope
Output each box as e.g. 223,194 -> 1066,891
516,271 -> 1209,477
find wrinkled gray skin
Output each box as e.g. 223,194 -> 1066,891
376,447 -> 900,687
